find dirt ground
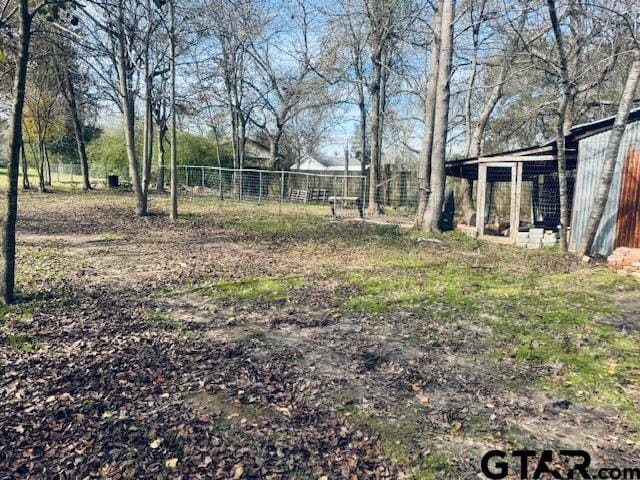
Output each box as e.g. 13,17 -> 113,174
1,190 -> 639,479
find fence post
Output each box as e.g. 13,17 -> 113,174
259,171 -> 263,201
279,170 -> 285,214
361,175 -> 367,221
70,164 -> 74,184
201,167 -> 205,188
218,166 -> 223,200
332,175 -> 337,214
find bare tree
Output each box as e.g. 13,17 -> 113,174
249,0 -> 327,168
417,0 -> 455,232
1,0 -> 30,303
23,48 -> 65,192
55,47 -> 92,191
363,0 -> 398,215
511,0 -> 621,249
332,0 -> 371,178
416,1 -> 442,228
197,0 -> 260,174
168,0 -> 178,219
80,0 -> 148,215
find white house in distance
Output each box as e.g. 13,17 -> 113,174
290,153 -> 363,173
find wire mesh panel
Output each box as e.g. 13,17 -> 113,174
178,166 -> 367,219
448,160 -> 576,247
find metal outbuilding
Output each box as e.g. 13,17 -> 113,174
569,109 -> 640,255
445,108 -> 640,254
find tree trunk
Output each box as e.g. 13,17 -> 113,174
238,117 -> 246,170
421,0 -> 454,232
546,0 -> 572,251
357,87 -> 367,203
44,143 -> 51,186
169,0 -> 178,220
577,54 -> 640,257
554,99 -> 570,250
2,0 -> 31,304
117,0 -> 146,216
416,1 -> 442,228
377,45 -> 390,209
61,68 -> 91,190
367,46 -> 383,216
37,139 -> 46,193
142,0 -> 153,198
21,142 -> 29,190
156,121 -> 166,192
269,128 -> 283,168
142,76 -> 153,197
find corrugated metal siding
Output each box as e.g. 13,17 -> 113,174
616,150 -> 640,248
569,120 -> 640,255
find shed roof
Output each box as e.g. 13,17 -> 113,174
570,108 -> 640,140
446,141 -> 578,180
446,108 -> 640,181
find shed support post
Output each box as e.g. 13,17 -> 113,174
510,162 -> 523,242
476,163 -> 487,238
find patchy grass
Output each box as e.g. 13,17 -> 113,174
343,406 -> 456,479
5,333 -> 36,352
196,275 -> 305,301
145,310 -> 182,331
3,190 -> 640,478
342,255 -> 640,431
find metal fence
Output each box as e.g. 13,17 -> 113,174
47,163 -> 426,219
177,166 -> 367,219
46,164 -> 366,219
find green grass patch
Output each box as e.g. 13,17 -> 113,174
343,406 -> 454,478
5,333 -> 36,352
342,264 -> 528,314
145,310 -> 181,331
198,275 -> 304,301
340,258 -> 640,430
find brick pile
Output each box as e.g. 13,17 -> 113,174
608,247 -> 640,278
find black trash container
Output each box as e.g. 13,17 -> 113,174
107,175 -> 119,189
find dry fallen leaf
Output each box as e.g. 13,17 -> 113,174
233,464 -> 244,479
275,405 -> 291,416
417,394 -> 430,405
149,438 -> 162,449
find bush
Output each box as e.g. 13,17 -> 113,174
86,127 -> 235,178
